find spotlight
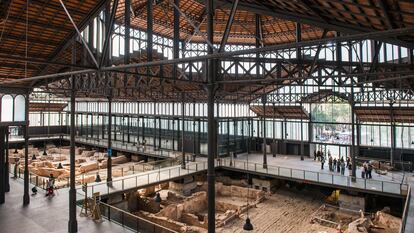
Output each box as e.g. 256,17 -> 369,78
154,192 -> 162,203
243,217 -> 254,231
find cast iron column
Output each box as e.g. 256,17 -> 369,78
107,95 -> 112,183
23,91 -> 30,205
350,90 -> 356,181
5,128 -> 9,192
206,0 -> 216,232
247,119 -> 251,154
300,103 -> 304,160
262,96 -> 267,168
0,127 -> 5,204
69,75 -> 78,233
181,96 -> 186,169
390,102 -> 395,166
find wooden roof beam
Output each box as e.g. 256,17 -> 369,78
378,0 -> 395,29
212,0 -> 414,48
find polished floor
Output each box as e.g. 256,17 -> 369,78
0,179 -> 131,233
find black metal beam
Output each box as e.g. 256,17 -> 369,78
378,0 -> 394,29
206,0 -> 216,232
147,0 -> 153,62
4,129 -> 9,192
3,27 -> 414,86
23,91 -> 29,205
124,0 -> 131,65
0,127 -> 5,204
68,39 -> 78,233
100,0 -> 120,68
218,0 -> 239,53
107,87 -> 113,183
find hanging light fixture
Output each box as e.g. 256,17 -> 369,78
14,148 -> 18,154
154,192 -> 162,203
243,153 -> 253,231
243,217 -> 254,231
57,163 -> 63,169
95,173 -> 102,182
31,154 -> 37,160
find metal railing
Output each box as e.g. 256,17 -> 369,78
64,135 -> 184,159
219,158 -> 408,195
400,185 -> 412,233
99,202 -> 178,233
79,161 -> 207,198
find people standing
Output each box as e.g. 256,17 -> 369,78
362,162 -> 367,179
333,158 -> 337,172
336,159 -> 341,173
367,163 -> 373,179
328,155 -> 333,171
340,160 -> 346,175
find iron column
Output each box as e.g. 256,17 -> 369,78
262,95 -> 267,168
181,95 -> 186,169
206,0 -> 216,232
107,94 -> 112,183
23,91 -> 30,205
5,128 -> 9,192
69,74 -> 78,233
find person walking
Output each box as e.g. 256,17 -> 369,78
314,150 -> 317,161
321,155 -> 325,170
333,158 -> 337,172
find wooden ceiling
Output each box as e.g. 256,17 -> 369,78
0,0 -> 105,83
354,106 -> 414,123
250,105 -> 309,119
115,0 -> 414,46
29,102 -> 67,112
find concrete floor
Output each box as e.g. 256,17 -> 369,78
235,153 -> 408,183
0,179 -> 131,233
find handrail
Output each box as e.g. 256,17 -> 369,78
99,202 -> 179,233
219,158 -> 408,195
400,185 -> 411,233
78,161 -> 207,198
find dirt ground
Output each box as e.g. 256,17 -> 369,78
217,188 -> 337,233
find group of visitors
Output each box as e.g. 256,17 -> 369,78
327,153 -> 346,175
361,161 -> 373,179
316,149 -> 352,176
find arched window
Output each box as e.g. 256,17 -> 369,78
1,95 -> 13,122
14,95 -> 26,121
